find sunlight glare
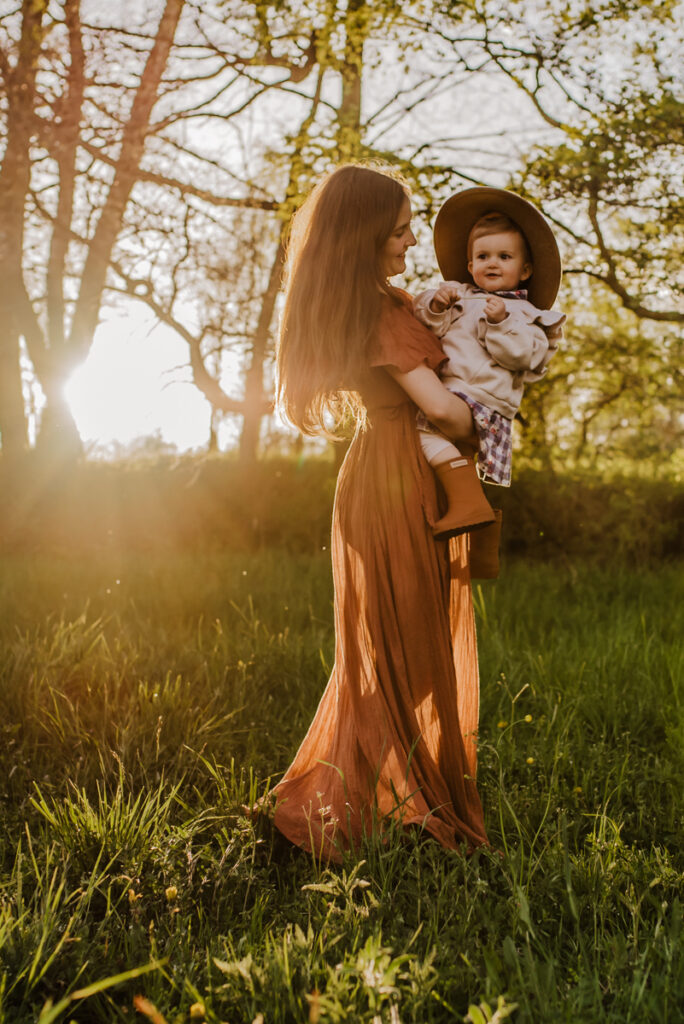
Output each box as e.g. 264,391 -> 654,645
65,307 -> 212,454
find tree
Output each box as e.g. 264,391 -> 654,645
107,0 -> 508,461
0,0 -> 299,462
0,0 -> 383,462
516,289 -> 682,474
411,0 -> 684,471
0,0 -> 191,460
2,0 -> 681,469
440,0 -> 684,323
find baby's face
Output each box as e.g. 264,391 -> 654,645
468,230 -> 532,292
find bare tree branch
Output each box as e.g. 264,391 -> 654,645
109,261 -> 264,417
77,139 -> 278,210
587,188 -> 683,323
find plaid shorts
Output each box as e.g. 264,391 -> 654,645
455,392 -> 513,486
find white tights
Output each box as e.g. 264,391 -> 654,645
418,428 -> 462,467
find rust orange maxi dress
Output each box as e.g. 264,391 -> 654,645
272,291 -> 488,860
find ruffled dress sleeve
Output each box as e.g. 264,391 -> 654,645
370,291 -> 447,374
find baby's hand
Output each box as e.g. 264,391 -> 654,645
429,283 -> 460,313
485,295 -> 507,323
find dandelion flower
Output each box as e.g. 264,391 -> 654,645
165,885 -> 178,902
189,1004 -> 205,1020
574,786 -> 583,794
526,756 -> 535,765
497,720 -> 508,729
524,714 -> 533,723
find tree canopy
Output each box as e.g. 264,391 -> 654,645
0,0 -> 681,469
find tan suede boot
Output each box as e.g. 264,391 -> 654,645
433,456 -> 496,539
468,509 -> 503,579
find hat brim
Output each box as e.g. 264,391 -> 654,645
434,187 -> 561,309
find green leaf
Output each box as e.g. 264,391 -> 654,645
37,960 -> 168,1024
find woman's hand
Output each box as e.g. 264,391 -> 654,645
386,364 -> 474,442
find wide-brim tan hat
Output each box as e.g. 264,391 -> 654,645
434,187 -> 562,309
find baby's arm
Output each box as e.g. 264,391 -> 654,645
484,295 -> 506,324
480,307 -> 563,375
429,283 -> 462,313
413,282 -> 466,339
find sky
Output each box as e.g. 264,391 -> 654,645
64,308 -> 214,456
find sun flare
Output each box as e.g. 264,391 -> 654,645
65,308 -> 212,453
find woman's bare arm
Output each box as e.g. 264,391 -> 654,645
386,364 -> 473,442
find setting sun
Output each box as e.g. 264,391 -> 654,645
64,308 -> 212,454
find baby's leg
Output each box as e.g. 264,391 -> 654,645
419,428 -> 461,466
418,394 -> 477,465
418,399 -> 493,538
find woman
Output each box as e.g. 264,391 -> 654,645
271,164 -> 488,861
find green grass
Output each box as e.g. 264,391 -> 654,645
0,551 -> 682,1023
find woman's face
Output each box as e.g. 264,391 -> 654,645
381,196 -> 416,279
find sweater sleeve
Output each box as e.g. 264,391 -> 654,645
479,307 -> 565,379
413,282 -> 468,340
370,297 -> 447,374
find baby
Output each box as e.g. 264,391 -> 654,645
414,187 -> 565,566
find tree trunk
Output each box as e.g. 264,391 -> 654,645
0,330 -> 28,461
207,407 -> 220,453
336,0 -> 366,158
0,0 -> 49,459
34,382 -> 83,463
238,239 -> 285,463
239,378 -> 263,462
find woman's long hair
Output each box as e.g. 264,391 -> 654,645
276,164 -> 407,435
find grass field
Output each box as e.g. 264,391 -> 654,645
0,550 -> 682,1023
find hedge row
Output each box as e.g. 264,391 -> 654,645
1,455 -> 681,562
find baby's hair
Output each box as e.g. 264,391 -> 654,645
467,211 -> 532,263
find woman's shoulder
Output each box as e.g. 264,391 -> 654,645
378,286 -> 422,326
372,289 -> 447,374
388,286 -> 414,308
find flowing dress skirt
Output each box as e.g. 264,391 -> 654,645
271,298 -> 488,860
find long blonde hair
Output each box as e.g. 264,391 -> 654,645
276,164 -> 407,435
